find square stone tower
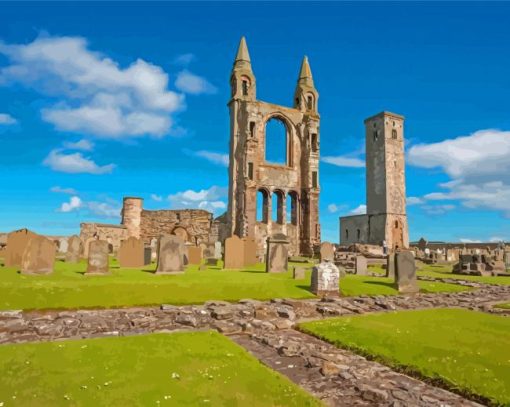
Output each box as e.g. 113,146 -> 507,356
227,37 -> 321,256
340,111 -> 409,250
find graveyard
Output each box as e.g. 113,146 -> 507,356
2,3 -> 510,406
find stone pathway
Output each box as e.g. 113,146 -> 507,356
1,279 -> 509,406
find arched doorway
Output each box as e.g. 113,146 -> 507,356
172,227 -> 189,243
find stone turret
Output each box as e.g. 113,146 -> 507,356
230,36 -> 256,101
294,56 -> 319,114
121,197 -> 143,238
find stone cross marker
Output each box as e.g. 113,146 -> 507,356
319,242 -> 335,263
21,235 -> 55,275
65,235 -> 82,263
86,240 -> 110,275
156,235 -> 185,274
311,262 -> 340,297
395,251 -> 419,294
118,237 -> 145,268
266,233 -> 289,273
224,235 -> 244,269
355,255 -> 368,275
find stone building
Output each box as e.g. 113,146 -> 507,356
340,112 -> 409,250
80,197 -> 225,253
226,37 -> 321,257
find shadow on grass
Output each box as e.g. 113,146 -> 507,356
296,284 -> 315,294
363,280 -> 396,289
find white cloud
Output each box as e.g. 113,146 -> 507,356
168,185 -> 227,214
328,204 -> 339,213
0,113 -> 16,125
350,204 -> 366,215
58,196 -> 82,212
174,53 -> 195,66
421,204 -> 456,215
175,70 -> 216,95
43,149 -> 115,174
322,155 -> 365,168
86,201 -> 120,218
195,150 -> 229,167
408,129 -> 510,217
459,238 -> 482,244
151,194 -> 163,202
62,139 -> 94,151
489,237 -> 506,243
0,35 -> 186,138
50,186 -> 78,195
407,196 -> 424,205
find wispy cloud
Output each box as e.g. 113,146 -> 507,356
58,196 -> 82,212
0,113 -> 16,125
150,194 -> 163,202
322,155 -> 365,168
350,204 -> 366,215
50,186 -> 78,195
43,149 -> 115,174
173,53 -> 195,66
175,70 -> 217,95
168,185 -> 227,214
62,139 -> 94,151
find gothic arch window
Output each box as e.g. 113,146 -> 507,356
241,75 -> 251,96
392,129 -> 398,139
307,94 -> 314,110
311,133 -> 318,152
272,190 -> 285,224
286,191 -> 299,225
264,117 -> 289,165
256,189 -> 269,223
395,220 -> 399,229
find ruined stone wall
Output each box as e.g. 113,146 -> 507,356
339,215 -> 369,245
139,209 -> 213,246
79,223 -> 128,253
121,197 -> 143,238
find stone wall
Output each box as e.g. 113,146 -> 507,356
80,223 -> 128,253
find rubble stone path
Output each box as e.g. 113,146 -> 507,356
1,279 -> 509,406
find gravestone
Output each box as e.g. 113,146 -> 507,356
293,266 -> 306,280
243,237 -> 257,267
4,228 -> 38,268
156,235 -> 185,274
187,246 -> 202,265
386,253 -> 396,278
20,235 -> 55,275
355,255 -> 368,275
206,257 -> 218,266
505,252 -> 510,269
224,235 -> 244,269
118,237 -> 144,268
83,238 -> 96,259
144,247 -> 152,265
319,242 -> 335,262
66,235 -> 82,263
311,262 -> 340,297
265,233 -> 289,273
85,240 -> 109,275
395,251 -> 419,294
58,238 -> 69,254
214,241 -> 222,259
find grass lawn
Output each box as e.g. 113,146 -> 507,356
0,258 -> 468,310
417,263 -> 510,285
495,302 -> 510,310
299,308 -> 510,406
0,331 -> 320,406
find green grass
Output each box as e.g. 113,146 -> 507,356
495,303 -> 510,310
0,331 -> 320,406
300,309 -> 510,406
0,259 -> 467,310
417,263 -> 510,285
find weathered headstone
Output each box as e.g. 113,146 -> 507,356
355,255 -> 368,275
505,251 -> 510,269
144,247 -> 152,265
319,242 -> 335,263
118,237 -> 145,268
266,233 -> 289,273
311,262 -> 340,297
395,251 -> 419,294
156,235 -> 185,274
83,238 -> 96,259
206,257 -> 218,266
58,238 -> 69,254
187,246 -> 202,265
224,235 -> 244,269
85,240 -> 109,275
243,237 -> 257,267
293,266 -> 306,280
214,241 -> 222,259
66,235 -> 82,263
20,235 -> 55,275
386,253 -> 395,278
4,228 -> 38,268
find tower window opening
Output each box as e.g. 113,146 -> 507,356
242,80 -> 249,96
307,95 -> 313,110
248,162 -> 254,180
345,229 -> 349,240
392,129 -> 397,139
311,133 -> 318,152
312,171 -> 318,188
249,122 -> 255,138
373,130 -> 378,142
357,229 -> 361,241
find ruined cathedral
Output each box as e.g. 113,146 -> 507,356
226,37 -> 321,257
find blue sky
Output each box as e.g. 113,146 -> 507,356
0,2 -> 509,243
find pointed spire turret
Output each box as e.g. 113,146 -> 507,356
230,36 -> 256,100
233,36 -> 252,71
297,56 -> 314,87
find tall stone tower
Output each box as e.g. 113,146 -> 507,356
121,197 -> 143,238
227,37 -> 321,256
365,111 -> 409,249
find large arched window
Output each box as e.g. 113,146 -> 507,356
256,189 -> 269,223
265,118 -> 287,165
